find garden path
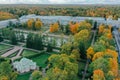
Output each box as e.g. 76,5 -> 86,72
82,30 -> 96,80
1,46 -> 21,57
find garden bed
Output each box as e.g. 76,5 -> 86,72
0,44 -> 11,51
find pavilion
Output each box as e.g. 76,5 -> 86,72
13,58 -> 37,73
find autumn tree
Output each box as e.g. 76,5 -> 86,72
61,42 -> 73,55
87,47 -> 95,59
93,69 -> 105,80
46,54 -> 79,80
27,18 -> 35,29
50,22 -> 59,33
31,70 -> 42,80
35,18 -> 43,30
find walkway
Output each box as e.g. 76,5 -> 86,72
11,47 -> 23,61
14,29 -> 69,39
1,46 -> 21,57
82,30 -> 96,80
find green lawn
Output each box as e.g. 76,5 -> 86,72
21,49 -> 39,57
0,44 -> 12,55
0,44 -> 11,51
16,72 -> 31,80
30,53 -> 50,68
8,51 -> 18,58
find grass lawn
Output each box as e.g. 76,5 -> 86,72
30,53 -> 50,68
16,72 -> 31,80
0,44 -> 11,51
8,51 -> 18,58
21,49 -> 39,57
47,51 -> 60,54
0,44 -> 12,55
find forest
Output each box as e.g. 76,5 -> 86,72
0,4 -> 120,20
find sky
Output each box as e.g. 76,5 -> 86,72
0,0 -> 120,4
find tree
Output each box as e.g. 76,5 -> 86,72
98,24 -> 105,34
46,39 -> 53,52
70,22 -> 79,34
46,54 -> 78,80
26,33 -> 33,48
27,19 -> 35,29
93,69 -> 105,80
87,47 -> 95,59
78,41 -> 86,59
77,21 -> 92,32
89,57 -> 109,74
19,33 -> 25,42
74,29 -> 90,43
31,70 -> 42,80
10,31 -> 17,45
35,19 -> 43,30
70,49 -> 80,61
0,61 -> 18,80
64,24 -> 70,35
26,33 -> 44,50
0,34 -> 3,42
50,22 -> 59,33
109,58 -> 118,77
61,42 -> 73,55
93,21 -> 97,30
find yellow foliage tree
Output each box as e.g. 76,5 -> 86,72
92,52 -> 104,61
74,29 -> 90,42
99,24 -> 105,34
35,19 -> 43,29
87,47 -> 95,59
27,19 -> 34,29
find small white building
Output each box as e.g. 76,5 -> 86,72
13,58 -> 37,73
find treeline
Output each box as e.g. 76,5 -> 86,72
0,5 -> 120,19
49,20 -> 93,35
0,11 -> 15,21
87,24 -> 119,80
9,18 -> 43,30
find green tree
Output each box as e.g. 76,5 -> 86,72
0,61 -> 18,80
31,70 -> 42,80
10,31 -> 17,45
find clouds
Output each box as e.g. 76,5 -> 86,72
0,0 -> 119,4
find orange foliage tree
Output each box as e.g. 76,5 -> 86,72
93,69 -> 105,80
50,22 -> 59,33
